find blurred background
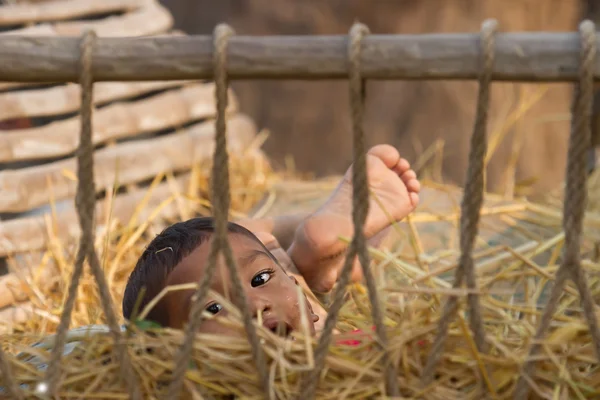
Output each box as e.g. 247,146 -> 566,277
159,0 -> 585,198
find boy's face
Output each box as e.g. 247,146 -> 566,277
163,233 -> 317,337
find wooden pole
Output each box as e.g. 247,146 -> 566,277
0,31 -> 600,82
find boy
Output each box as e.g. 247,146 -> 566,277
122,144 -> 421,336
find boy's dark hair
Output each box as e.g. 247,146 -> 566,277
122,216 -> 269,326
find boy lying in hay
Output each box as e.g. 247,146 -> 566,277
122,144 -> 421,338
11,144 -> 419,379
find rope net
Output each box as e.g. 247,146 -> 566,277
0,18 -> 599,400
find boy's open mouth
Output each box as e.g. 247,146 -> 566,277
263,319 -> 292,337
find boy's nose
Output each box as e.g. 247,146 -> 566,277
249,294 -> 272,317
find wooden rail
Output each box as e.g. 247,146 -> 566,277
0,31 -> 598,82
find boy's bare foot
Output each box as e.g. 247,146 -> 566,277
288,144 -> 420,293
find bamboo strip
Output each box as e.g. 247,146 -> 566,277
0,83 -> 238,162
0,0 -> 172,38
0,0 -> 144,26
0,114 -> 257,213
0,80 -> 193,122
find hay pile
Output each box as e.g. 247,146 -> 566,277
2,156 -> 600,398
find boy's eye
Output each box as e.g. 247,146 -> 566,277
206,303 -> 222,314
251,271 -> 273,287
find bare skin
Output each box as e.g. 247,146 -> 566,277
241,144 -> 420,297
164,233 -> 319,337
253,231 -> 329,331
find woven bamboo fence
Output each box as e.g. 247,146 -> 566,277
0,0 -> 262,327
0,3 -> 600,399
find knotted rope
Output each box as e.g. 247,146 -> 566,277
514,20 -> 600,399
165,24 -> 271,400
298,22 -> 399,399
420,19 -> 497,388
42,29 -> 141,399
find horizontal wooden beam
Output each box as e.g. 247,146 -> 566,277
0,31 -> 597,82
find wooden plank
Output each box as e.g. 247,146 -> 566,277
0,0 -> 143,26
0,79 -> 193,121
0,31 -> 597,82
0,113 -> 257,213
0,83 -> 238,162
0,0 -> 172,38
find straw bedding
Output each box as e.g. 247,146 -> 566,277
2,156 -> 600,399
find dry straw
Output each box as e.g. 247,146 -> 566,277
2,164 -> 600,398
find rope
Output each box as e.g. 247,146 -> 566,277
166,24 -> 271,400
44,30 -> 141,399
420,19 -> 497,387
514,20 -> 600,399
298,22 -> 399,399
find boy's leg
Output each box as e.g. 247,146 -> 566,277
287,144 -> 421,294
